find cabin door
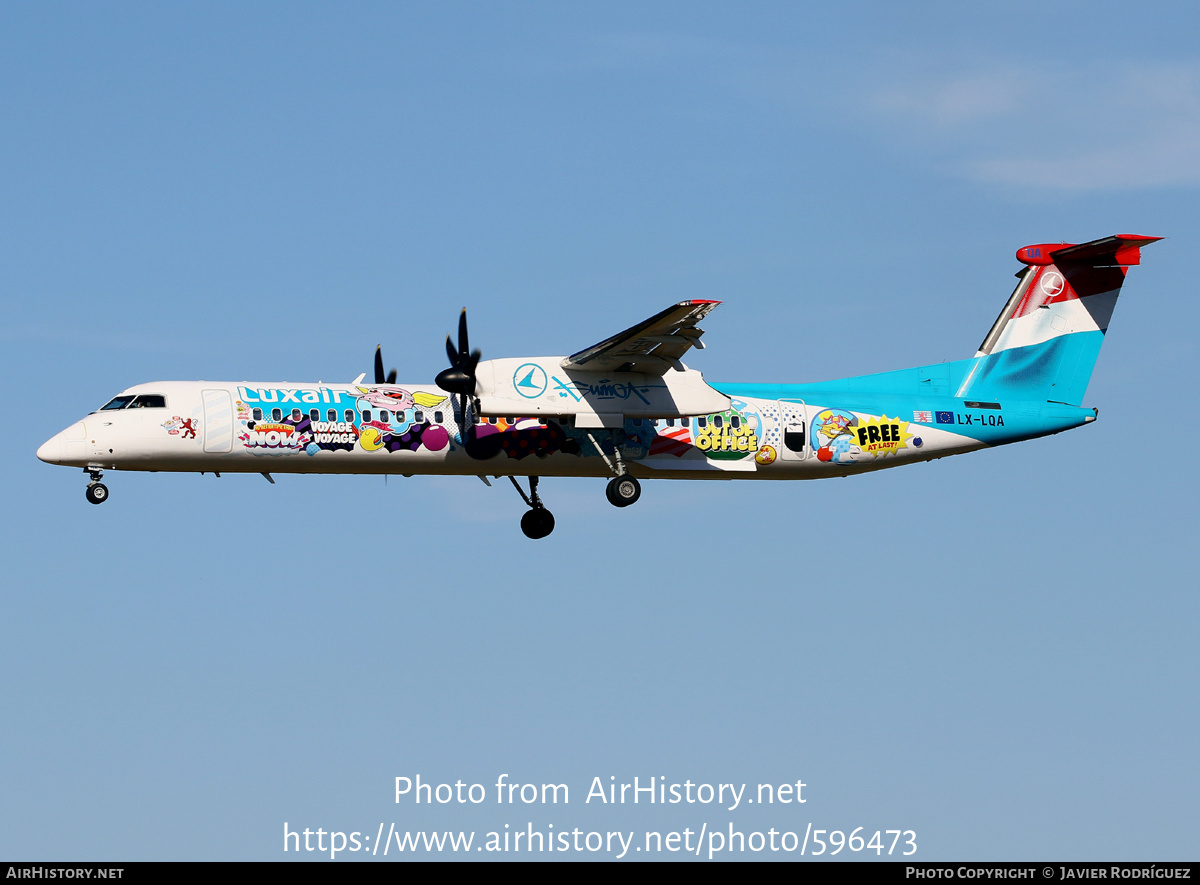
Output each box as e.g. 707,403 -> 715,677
202,389 -> 234,453
777,399 -> 807,461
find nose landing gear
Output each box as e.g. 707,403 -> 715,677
84,468 -> 109,505
510,476 -> 554,539
520,506 -> 555,540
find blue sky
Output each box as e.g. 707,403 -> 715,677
2,2 -> 1197,861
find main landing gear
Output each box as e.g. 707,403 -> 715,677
510,476 -> 555,539
508,430 -> 645,537
606,474 -> 641,507
84,468 -> 109,505
585,430 -> 642,508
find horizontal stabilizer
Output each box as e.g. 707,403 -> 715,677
1016,235 -> 1161,267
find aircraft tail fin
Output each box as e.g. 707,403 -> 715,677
959,235 -> 1159,404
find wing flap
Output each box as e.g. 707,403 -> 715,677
562,300 -> 721,376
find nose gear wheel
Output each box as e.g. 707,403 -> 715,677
509,475 -> 555,539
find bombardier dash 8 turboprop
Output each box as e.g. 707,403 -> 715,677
38,235 -> 1157,538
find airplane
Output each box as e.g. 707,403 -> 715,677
37,234 -> 1158,538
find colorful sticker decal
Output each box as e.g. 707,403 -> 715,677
240,421 -> 310,454
812,409 -> 915,462
466,418 -> 578,460
162,416 -> 199,439
557,417 -> 695,463
695,402 -> 761,461
852,416 -> 913,458
354,386 -> 447,412
352,387 -> 451,454
309,419 -> 358,451
649,424 -> 694,457
812,408 -> 859,463
913,410 -> 933,424
359,420 -> 449,454
234,386 -> 462,457
754,444 -> 777,465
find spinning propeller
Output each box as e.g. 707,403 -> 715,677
435,309 -> 482,442
435,309 -> 481,397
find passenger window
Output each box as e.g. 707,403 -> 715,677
344,409 -> 354,422
272,408 -> 282,421
380,410 -> 390,422
697,416 -> 707,428
397,410 -> 406,423
731,416 -> 740,429
714,415 -> 723,428
363,410 -> 372,422
310,409 -> 319,421
681,417 -> 690,428
252,408 -> 263,421
291,409 -> 302,421
667,418 -> 675,427
414,411 -> 424,423
327,409 -> 336,421
434,411 -> 443,424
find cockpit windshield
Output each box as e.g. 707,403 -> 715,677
97,394 -> 166,412
99,395 -> 137,411
129,395 -> 166,408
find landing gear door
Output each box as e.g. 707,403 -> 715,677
779,399 -> 807,461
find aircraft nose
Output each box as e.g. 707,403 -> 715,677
37,433 -> 64,464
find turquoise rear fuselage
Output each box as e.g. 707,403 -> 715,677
719,330 -> 1104,447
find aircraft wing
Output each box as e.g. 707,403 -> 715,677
561,300 -> 721,375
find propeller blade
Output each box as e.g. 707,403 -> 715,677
457,309 -> 469,361
445,335 -> 459,368
374,346 -> 385,384
386,368 -> 397,384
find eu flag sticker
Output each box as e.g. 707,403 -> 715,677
935,411 -> 955,424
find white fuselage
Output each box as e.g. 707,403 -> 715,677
37,378 -> 996,482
